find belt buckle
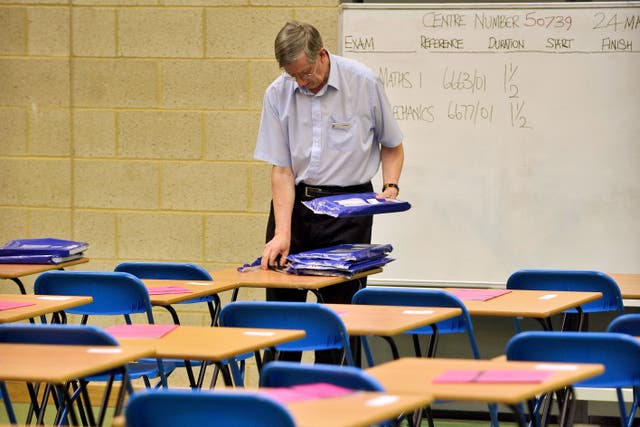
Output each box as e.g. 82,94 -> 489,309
304,186 -> 314,198
304,186 -> 322,198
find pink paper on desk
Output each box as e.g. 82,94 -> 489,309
0,300 -> 36,311
261,388 -> 309,403
261,383 -> 354,403
105,324 -> 179,338
432,370 -> 483,383
448,288 -> 512,301
476,370 -> 554,383
146,286 -> 194,295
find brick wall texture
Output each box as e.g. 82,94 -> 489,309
0,1 -> 339,321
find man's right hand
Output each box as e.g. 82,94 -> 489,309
260,234 -> 290,270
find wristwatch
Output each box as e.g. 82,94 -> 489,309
382,183 -> 399,195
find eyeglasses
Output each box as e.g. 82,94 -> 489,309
284,61 -> 318,82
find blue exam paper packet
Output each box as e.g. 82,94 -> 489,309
302,192 -> 411,217
0,237 -> 89,257
287,243 -> 393,263
0,253 -> 84,264
286,256 -> 394,277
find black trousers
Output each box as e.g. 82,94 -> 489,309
264,181 -> 374,365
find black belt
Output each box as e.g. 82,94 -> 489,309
296,182 -> 372,200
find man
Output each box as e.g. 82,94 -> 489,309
254,21 -> 404,363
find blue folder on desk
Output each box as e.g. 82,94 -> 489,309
287,243 -> 393,263
285,243 -> 394,277
0,237 -> 88,264
237,243 -> 394,277
302,192 -> 411,217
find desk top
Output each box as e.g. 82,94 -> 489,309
281,391 -> 431,427
211,267 -> 382,290
0,258 -> 90,279
0,293 -> 92,323
367,357 -> 604,405
140,278 -> 240,305
608,273 -> 640,299
449,289 -> 602,318
116,324 -> 305,361
326,303 -> 461,336
0,342 -> 154,384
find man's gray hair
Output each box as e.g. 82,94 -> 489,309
274,21 -> 323,68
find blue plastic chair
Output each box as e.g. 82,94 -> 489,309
260,361 -> 398,427
351,287 -> 496,427
114,261 -> 218,388
218,301 -> 354,386
114,261 -> 218,326
125,389 -> 296,427
0,323 -> 134,426
607,313 -> 640,335
33,270 -> 175,389
352,287 -> 481,365
506,331 -> 640,427
506,269 -> 624,331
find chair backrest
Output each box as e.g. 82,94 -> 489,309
506,269 -> 624,315
34,270 -> 155,324
0,323 -> 118,346
114,261 -> 212,281
218,301 -> 355,365
506,331 -> 640,388
260,361 -> 384,391
125,389 -> 296,427
351,287 -> 481,358
607,313 -> 640,335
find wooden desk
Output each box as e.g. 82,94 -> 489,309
212,267 -> 382,302
0,258 -> 90,294
445,288 -> 602,330
326,303 -> 462,361
115,324 -> 305,388
287,391 -> 431,427
0,294 -> 92,323
141,278 -> 240,324
0,342 -> 154,425
608,273 -> 640,299
367,357 -> 604,427
326,303 -> 461,336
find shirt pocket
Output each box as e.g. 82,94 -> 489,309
327,115 -> 357,152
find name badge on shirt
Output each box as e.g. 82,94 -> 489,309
331,122 -> 350,130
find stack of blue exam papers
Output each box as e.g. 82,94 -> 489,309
0,237 -> 89,264
286,243 -> 394,277
237,243 -> 394,277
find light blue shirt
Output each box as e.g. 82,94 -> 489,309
254,52 -> 403,186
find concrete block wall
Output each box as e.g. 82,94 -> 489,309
0,0 -> 340,386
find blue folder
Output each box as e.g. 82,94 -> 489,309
0,237 -> 89,257
0,253 -> 84,265
0,237 -> 89,264
302,192 -> 411,217
237,243 -> 394,277
287,243 -> 393,263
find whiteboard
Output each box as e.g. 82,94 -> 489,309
340,2 -> 640,286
